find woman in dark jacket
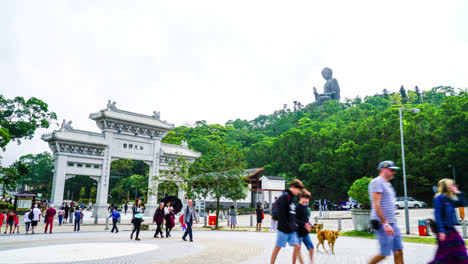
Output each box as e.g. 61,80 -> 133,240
130,199 -> 144,241
164,202 -> 176,237
429,178 -> 467,263
256,204 -> 264,231
153,202 -> 165,238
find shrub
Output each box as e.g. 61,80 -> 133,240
348,177 -> 372,209
0,202 -> 9,210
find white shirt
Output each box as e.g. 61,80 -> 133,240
32,208 -> 41,221
164,206 -> 173,215
24,212 -> 31,223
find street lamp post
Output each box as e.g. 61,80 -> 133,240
448,165 -> 456,184
398,107 -> 420,235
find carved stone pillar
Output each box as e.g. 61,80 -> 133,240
51,154 -> 67,207
94,146 -> 111,217
145,139 -> 161,216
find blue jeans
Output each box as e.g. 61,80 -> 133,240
299,234 -> 314,250
182,220 -> 193,241
58,215 -> 63,225
74,220 -> 80,231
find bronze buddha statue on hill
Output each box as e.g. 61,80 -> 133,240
313,67 -> 341,103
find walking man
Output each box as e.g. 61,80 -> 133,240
369,161 -> 403,264
44,205 -> 56,233
270,179 -> 305,264
31,204 -> 41,234
182,200 -> 198,242
109,207 -> 120,233
74,207 -> 82,232
124,203 -> 128,215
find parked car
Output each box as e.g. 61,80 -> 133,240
395,197 -> 427,209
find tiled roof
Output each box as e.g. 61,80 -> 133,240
42,129 -> 107,146
245,168 -> 264,177
89,108 -> 174,130
160,143 -> 201,158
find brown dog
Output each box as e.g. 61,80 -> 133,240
316,225 -> 340,254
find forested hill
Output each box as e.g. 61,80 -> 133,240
163,86 -> 468,203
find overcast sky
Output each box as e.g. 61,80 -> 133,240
1,0 -> 468,166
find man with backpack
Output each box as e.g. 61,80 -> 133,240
270,179 -> 305,264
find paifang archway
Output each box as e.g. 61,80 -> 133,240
42,101 -> 200,217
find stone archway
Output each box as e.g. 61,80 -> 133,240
42,101 -> 200,217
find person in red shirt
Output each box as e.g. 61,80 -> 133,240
14,214 -> 19,233
44,205 -> 57,233
5,211 -> 15,234
0,210 -> 4,234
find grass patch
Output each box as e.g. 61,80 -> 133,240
341,231 -> 468,249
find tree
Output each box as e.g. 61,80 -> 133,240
188,143 -> 247,228
151,157 -> 190,202
189,171 -> 248,229
11,152 -> 54,194
0,96 -> 57,149
348,177 -> 372,209
399,85 -> 408,104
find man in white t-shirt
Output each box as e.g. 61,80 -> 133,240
31,204 -> 42,234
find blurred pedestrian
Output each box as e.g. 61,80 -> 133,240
131,198 -> 144,241
153,202 -> 165,238
124,203 -> 128,215
58,207 -> 65,225
270,197 -> 278,232
5,210 -> 15,234
182,200 -> 198,242
31,204 -> 41,234
229,205 -> 237,231
13,213 -> 19,233
74,207 -> 82,232
369,161 -> 403,264
24,209 -> 32,234
164,201 -> 175,237
64,203 -> 70,223
429,178 -> 468,263
109,207 -> 120,233
256,204 -> 264,231
0,210 -> 4,234
44,205 -> 56,233
295,190 -> 314,264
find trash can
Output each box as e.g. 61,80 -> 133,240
208,214 -> 217,226
418,219 -> 428,236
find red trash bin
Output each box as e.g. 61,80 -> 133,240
418,219 -> 427,236
208,214 -> 217,226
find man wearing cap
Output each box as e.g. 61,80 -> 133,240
369,161 -> 403,264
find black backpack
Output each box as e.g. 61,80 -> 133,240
28,210 -> 34,220
271,192 -> 289,221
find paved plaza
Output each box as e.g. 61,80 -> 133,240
1,229 -> 439,264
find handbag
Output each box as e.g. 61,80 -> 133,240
370,219 -> 381,230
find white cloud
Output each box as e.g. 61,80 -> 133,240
1,0 -> 467,165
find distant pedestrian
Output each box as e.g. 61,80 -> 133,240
41,202 -> 47,216
5,210 -> 15,234
64,203 -> 70,223
58,207 -> 65,225
124,203 -> 128,215
182,200 -> 198,242
256,204 -> 264,231
295,190 -> 314,264
131,199 -> 144,241
369,161 -> 403,264
429,178 -> 468,263
74,207 -> 82,232
0,210 -> 4,234
164,201 -> 175,237
270,179 -> 305,264
31,204 -> 41,234
109,207 -> 120,233
13,213 -> 19,233
270,197 -> 278,232
44,205 -> 56,233
153,203 -> 165,238
229,205 -> 237,230
24,209 -> 32,234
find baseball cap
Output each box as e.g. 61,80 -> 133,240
377,160 -> 400,170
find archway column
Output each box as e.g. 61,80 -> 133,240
51,154 -> 67,207
94,147 -> 111,217
145,139 -> 161,216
